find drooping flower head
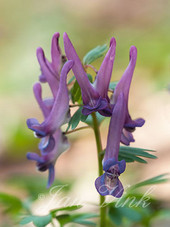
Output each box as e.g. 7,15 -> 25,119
111,46 -> 145,146
26,59 -> 73,187
95,93 -> 126,197
64,34 -> 144,145
63,32 -> 116,116
27,60 -> 74,139
36,32 -> 65,97
27,129 -> 69,188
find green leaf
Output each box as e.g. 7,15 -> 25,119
87,73 -> 93,83
50,205 -> 82,215
108,206 -> 123,226
83,44 -> 108,65
20,214 -> 52,227
118,146 -> 157,164
109,81 -> 118,90
118,154 -> 135,163
100,146 -> 156,163
0,192 -> 23,215
82,112 -> 105,126
70,80 -> 82,104
7,176 -> 71,201
66,107 -> 83,132
130,174 -> 169,190
119,146 -> 157,159
68,75 -> 75,85
108,205 -> 142,226
56,213 -> 98,227
118,207 -> 142,222
118,152 -> 147,163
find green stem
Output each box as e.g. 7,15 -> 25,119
64,126 -> 91,135
91,112 -> 106,227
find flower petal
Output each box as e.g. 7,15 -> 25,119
95,173 -> 124,198
125,117 -> 145,130
47,164 -> 55,188
63,32 -> 98,104
82,97 -> 108,115
51,32 -> 62,74
104,92 -> 126,162
118,160 -> 126,174
94,37 -> 116,98
27,152 -> 43,163
33,82 -> 50,118
27,60 -> 73,137
27,118 -> 46,137
39,135 -> 55,154
36,47 -> 59,97
114,46 -> 137,103
121,129 -> 135,145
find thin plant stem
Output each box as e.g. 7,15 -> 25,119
69,104 -> 83,108
91,112 -> 106,227
64,126 -> 91,135
51,220 -> 55,227
84,64 -> 98,74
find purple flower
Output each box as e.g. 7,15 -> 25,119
27,60 -> 73,138
36,32 -> 63,97
63,34 -> 144,145
112,46 -> 145,145
63,33 -> 116,116
95,93 -> 126,197
27,129 -> 69,188
27,60 -> 72,187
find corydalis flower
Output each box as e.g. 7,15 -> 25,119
112,46 -> 145,145
63,32 -> 116,116
95,93 -> 126,197
37,32 -> 65,97
27,61 -> 73,187
27,129 -> 69,188
27,60 -> 74,139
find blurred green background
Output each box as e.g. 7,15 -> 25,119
0,0 -> 170,226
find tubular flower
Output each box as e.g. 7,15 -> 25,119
95,93 -> 126,197
63,34 -> 144,145
37,32 -> 65,97
63,32 -> 116,116
27,60 -> 74,139
111,46 -> 145,145
27,129 -> 69,188
26,60 -> 72,187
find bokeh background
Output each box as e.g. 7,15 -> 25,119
0,0 -> 170,226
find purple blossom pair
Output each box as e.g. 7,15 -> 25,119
94,47 -> 145,197
63,33 -> 144,197
27,32 -> 145,196
63,33 -> 145,146
27,33 -> 73,187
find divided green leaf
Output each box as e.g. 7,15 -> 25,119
68,75 -> 75,85
82,112 -> 105,126
66,107 -> 88,132
83,44 -> 108,65
56,213 -> 98,227
70,80 -> 82,104
0,192 -> 23,215
118,146 -> 157,163
20,214 -> 52,227
130,173 -> 169,190
109,81 -> 118,91
108,206 -> 142,226
50,205 -> 82,215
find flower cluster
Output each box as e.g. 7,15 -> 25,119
27,32 -> 144,196
27,33 -> 73,187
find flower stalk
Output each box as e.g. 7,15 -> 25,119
91,112 -> 106,227
64,126 -> 91,135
